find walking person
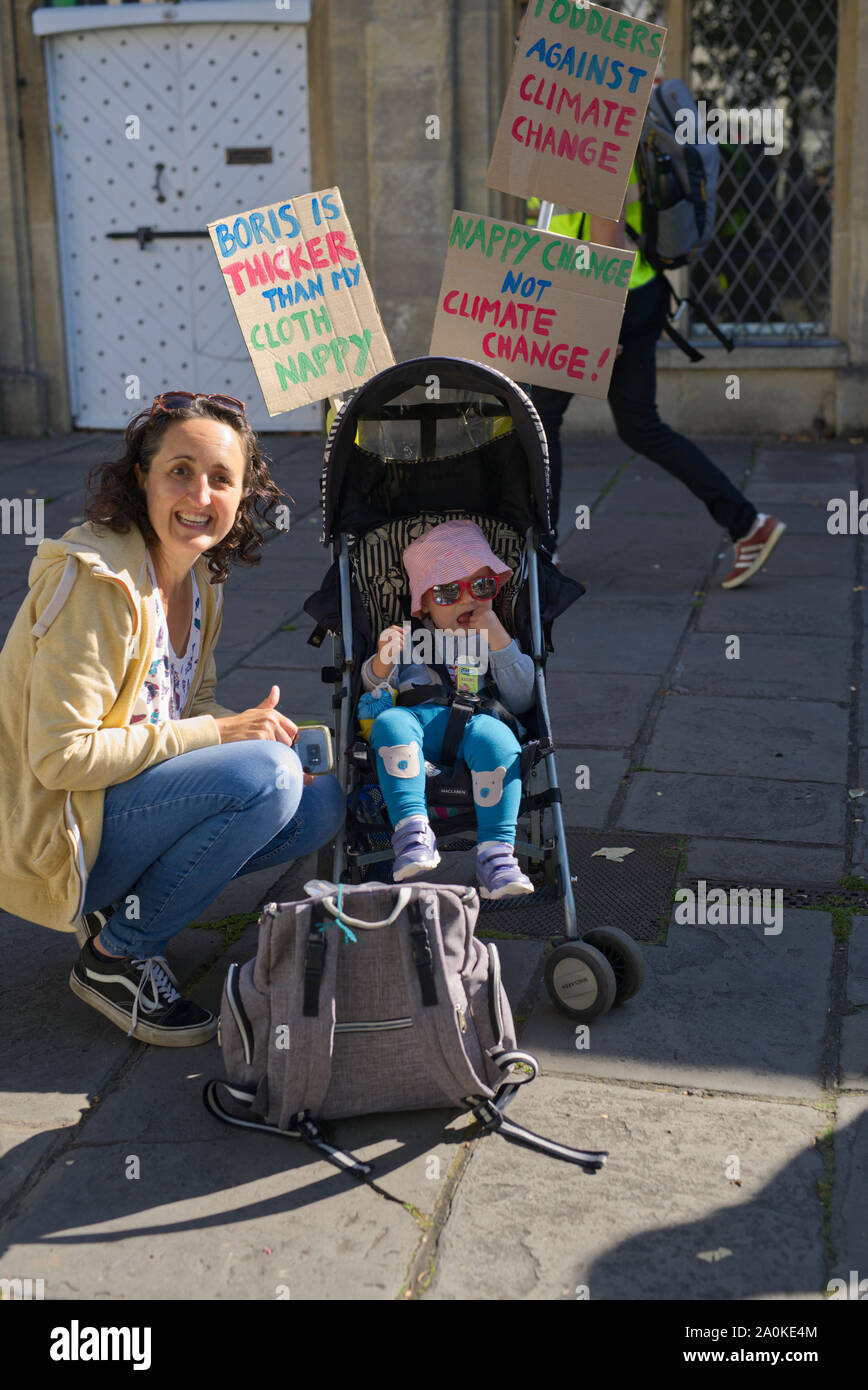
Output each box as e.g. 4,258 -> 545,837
0,391 -> 343,1046
527,173 -> 785,590
513,4 -> 784,587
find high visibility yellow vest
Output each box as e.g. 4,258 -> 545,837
527,163 -> 656,291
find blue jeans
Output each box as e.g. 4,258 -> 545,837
82,742 -> 344,958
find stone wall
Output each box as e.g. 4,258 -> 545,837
1,0 -> 866,436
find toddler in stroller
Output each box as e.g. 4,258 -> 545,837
305,356 -> 648,1022
362,518 -> 535,899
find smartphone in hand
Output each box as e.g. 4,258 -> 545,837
293,724 -> 334,775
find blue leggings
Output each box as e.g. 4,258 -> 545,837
369,703 -> 522,845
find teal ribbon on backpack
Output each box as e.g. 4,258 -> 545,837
317,883 -> 357,945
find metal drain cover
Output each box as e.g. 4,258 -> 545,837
476,830 -> 683,943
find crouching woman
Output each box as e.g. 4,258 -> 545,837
0,391 -> 343,1047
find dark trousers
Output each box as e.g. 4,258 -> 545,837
529,276 -> 757,542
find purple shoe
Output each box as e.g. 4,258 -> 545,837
476,842 -> 535,900
392,815 -> 441,882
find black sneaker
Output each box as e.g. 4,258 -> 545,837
69,939 -> 217,1047
74,902 -> 119,949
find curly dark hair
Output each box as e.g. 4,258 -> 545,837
83,398 -> 292,584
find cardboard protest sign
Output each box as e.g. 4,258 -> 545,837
208,188 -> 394,416
429,211 -> 635,400
486,2 -> 667,221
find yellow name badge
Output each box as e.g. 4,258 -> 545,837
455,665 -> 480,694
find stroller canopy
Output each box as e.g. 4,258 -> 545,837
319,357 -> 552,545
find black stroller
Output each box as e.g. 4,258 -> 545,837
304,356 -> 645,1023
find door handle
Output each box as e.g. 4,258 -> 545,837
105,229 -> 209,250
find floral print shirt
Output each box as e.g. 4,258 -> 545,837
129,553 -> 202,726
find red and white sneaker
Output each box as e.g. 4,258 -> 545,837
721,514 -> 786,589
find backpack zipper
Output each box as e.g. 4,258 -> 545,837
334,1018 -> 412,1033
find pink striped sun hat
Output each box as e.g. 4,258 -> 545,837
403,520 -> 512,616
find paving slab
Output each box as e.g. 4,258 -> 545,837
0,915 -> 137,1139
0,1133 -> 428,1300
429,1076 -> 827,1300
0,588 -> 27,633
557,560 -> 710,605
733,502 -> 839,537
234,619 -> 335,673
0,435 -> 112,470
685,838 -> 844,890
545,671 -> 659,747
566,514 -> 717,572
829,1096 -> 868,1287
847,918 -> 868,1007
697,576 -> 852,635
749,450 -> 858,485
619,771 -> 845,845
671,632 -> 853,702
749,481 -> 853,509
643,694 -> 849,784
547,602 -> 687,674
840,1012 -> 868,1089
555,747 -> 630,828
520,911 -> 833,1099
592,470 -> 694,511
214,666 -> 335,725
216,588 -> 316,652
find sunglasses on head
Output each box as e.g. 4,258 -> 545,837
150,390 -> 246,417
429,575 -> 502,606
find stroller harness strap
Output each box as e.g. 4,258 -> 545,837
395,638 -> 523,767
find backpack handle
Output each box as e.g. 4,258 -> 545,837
317,885 -> 414,929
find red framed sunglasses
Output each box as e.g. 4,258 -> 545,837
150,390 -> 247,417
429,575 -> 502,606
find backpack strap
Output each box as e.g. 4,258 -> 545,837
31,555 -> 78,638
652,269 -> 735,362
263,898 -> 340,1133
202,1082 -> 372,1179
462,1052 -> 609,1174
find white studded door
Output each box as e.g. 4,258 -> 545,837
45,17 -> 318,431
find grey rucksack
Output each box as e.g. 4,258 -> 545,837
204,880 -> 607,1178
633,77 -> 720,271
630,77 -> 735,361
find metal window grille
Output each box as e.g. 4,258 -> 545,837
688,0 -> 836,341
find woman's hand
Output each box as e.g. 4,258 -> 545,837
371,624 -> 405,681
214,687 -> 312,780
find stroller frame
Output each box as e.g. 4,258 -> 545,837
307,355 -> 582,938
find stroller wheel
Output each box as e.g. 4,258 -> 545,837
582,926 -> 646,1004
544,942 -> 617,1022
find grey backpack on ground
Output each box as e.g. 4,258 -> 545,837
204,880 -> 607,1178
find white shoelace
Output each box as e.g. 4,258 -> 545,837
126,957 -> 182,1037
